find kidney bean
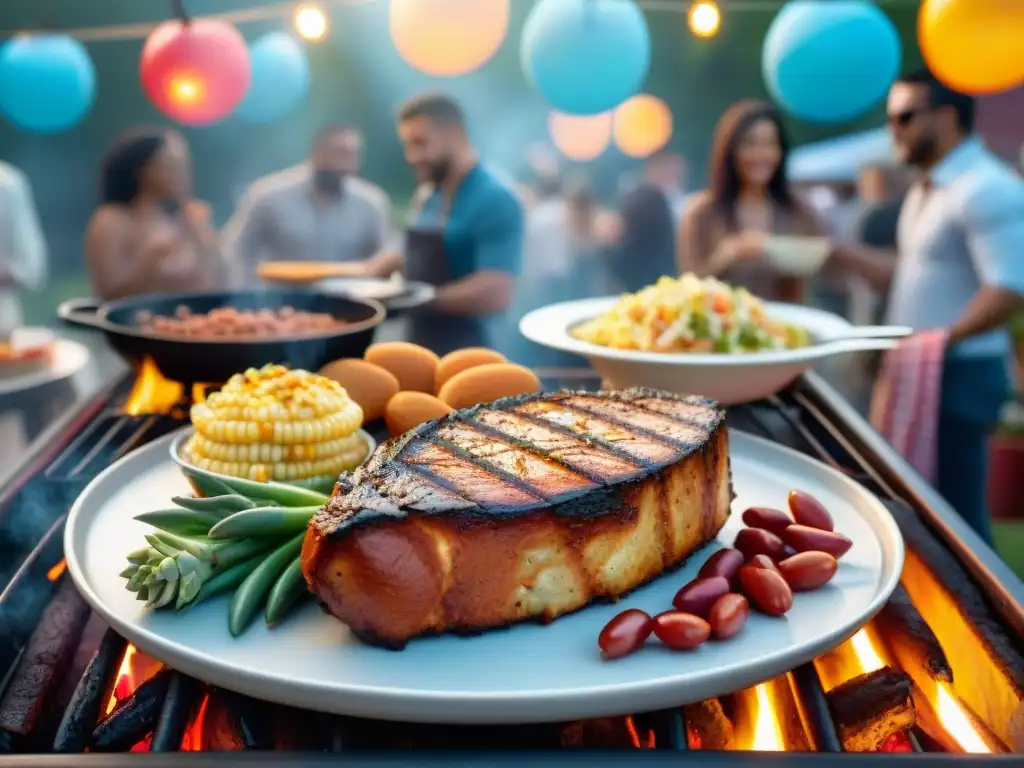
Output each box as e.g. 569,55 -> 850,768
708,593 -> 749,640
778,551 -> 838,591
734,527 -> 786,561
672,576 -> 731,618
738,565 -> 794,617
746,554 -> 779,572
780,525 -> 852,559
741,506 -> 792,535
788,490 -> 834,531
698,548 -> 745,584
598,609 -> 653,659
652,611 -> 711,650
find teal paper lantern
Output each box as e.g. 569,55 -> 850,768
236,33 -> 310,124
762,1 -> 900,124
521,0 -> 651,116
0,35 -> 96,134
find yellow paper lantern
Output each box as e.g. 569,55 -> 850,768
390,0 -> 509,77
548,111 -> 612,161
919,0 -> 1024,95
613,94 -> 672,158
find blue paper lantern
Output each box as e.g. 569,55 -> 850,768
0,35 -> 96,134
521,0 -> 651,116
236,33 -> 310,124
762,1 -> 900,124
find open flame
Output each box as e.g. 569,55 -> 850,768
935,684 -> 991,754
105,645 -> 162,717
125,359 -> 183,416
46,558 -> 67,582
749,683 -> 785,751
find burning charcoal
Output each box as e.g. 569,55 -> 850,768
53,629 -> 128,752
560,717 -> 647,749
873,584 -> 952,683
683,699 -> 734,750
826,667 -> 915,752
200,691 -> 247,751
91,668 -> 172,752
150,673 -> 202,752
0,579 -> 91,739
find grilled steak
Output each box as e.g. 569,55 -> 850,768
301,388 -> 732,649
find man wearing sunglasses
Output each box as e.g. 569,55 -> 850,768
832,69 -> 1024,542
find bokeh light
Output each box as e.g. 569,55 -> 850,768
236,32 -> 310,124
613,94 -> 673,158
0,34 -> 96,133
919,0 -> 1024,95
390,0 -> 509,77
548,111 -> 612,161
294,4 -> 329,42
689,1 -> 721,39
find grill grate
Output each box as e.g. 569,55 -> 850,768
0,371 -> 1021,760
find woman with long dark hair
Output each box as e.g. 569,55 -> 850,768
84,127 -> 223,300
678,100 -> 826,302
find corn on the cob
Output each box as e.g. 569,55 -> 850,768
186,432 -> 364,463
192,406 -> 362,445
187,448 -> 366,483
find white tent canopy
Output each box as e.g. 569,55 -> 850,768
787,127 -> 894,182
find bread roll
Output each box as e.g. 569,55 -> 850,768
364,342 -> 439,393
434,347 -> 507,393
318,359 -> 400,423
437,363 -> 541,410
385,392 -> 454,437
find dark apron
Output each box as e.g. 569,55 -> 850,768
403,225 -> 485,356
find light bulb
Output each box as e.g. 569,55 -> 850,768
294,3 -> 329,41
689,1 -> 721,39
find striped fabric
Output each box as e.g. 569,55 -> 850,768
869,329 -> 948,484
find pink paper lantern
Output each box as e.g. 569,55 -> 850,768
140,19 -> 251,126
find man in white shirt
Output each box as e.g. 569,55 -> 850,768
0,162 -> 47,330
834,70 -> 1024,541
223,124 -> 392,286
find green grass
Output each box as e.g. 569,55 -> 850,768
993,522 -> 1024,580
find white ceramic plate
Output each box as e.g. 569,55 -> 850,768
0,328 -> 90,397
520,298 -> 910,405
168,426 -> 377,495
65,429 -> 903,724
317,277 -> 436,312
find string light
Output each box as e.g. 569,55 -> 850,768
293,3 -> 329,41
689,1 -> 721,38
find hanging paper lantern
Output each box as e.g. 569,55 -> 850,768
390,0 -> 509,77
522,0 -> 651,116
762,1 -> 900,124
140,19 -> 251,126
0,35 -> 95,134
236,33 -> 310,124
613,94 -> 672,158
548,111 -> 611,161
919,0 -> 1024,95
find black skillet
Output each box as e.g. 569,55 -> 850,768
57,289 -> 385,384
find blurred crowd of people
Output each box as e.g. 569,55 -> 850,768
2,70 -> 1023,543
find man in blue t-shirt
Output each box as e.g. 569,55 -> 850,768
365,93 -> 524,354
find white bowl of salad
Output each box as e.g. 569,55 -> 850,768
519,274 -> 909,405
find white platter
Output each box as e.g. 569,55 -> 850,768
65,429 -> 903,724
0,328 -> 90,397
520,298 -> 909,405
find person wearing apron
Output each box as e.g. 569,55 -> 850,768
366,93 -> 524,358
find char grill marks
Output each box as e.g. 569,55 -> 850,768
361,389 -> 722,516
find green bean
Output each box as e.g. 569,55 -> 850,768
183,471 -> 236,499
228,533 -> 305,637
126,547 -> 153,565
211,538 -> 275,569
172,494 -> 256,517
150,531 -> 213,562
212,475 -> 329,509
265,557 -> 308,628
191,557 -> 263,607
145,535 -> 179,558
135,509 -> 219,536
208,506 -> 319,540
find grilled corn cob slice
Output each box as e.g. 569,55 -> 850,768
187,450 -> 366,483
187,432 -> 365,463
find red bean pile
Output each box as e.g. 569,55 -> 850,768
598,489 -> 851,659
135,305 -> 348,338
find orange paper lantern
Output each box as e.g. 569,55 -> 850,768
548,111 -> 612,161
919,0 -> 1024,95
390,0 -> 509,77
613,94 -> 672,158
140,19 -> 251,126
